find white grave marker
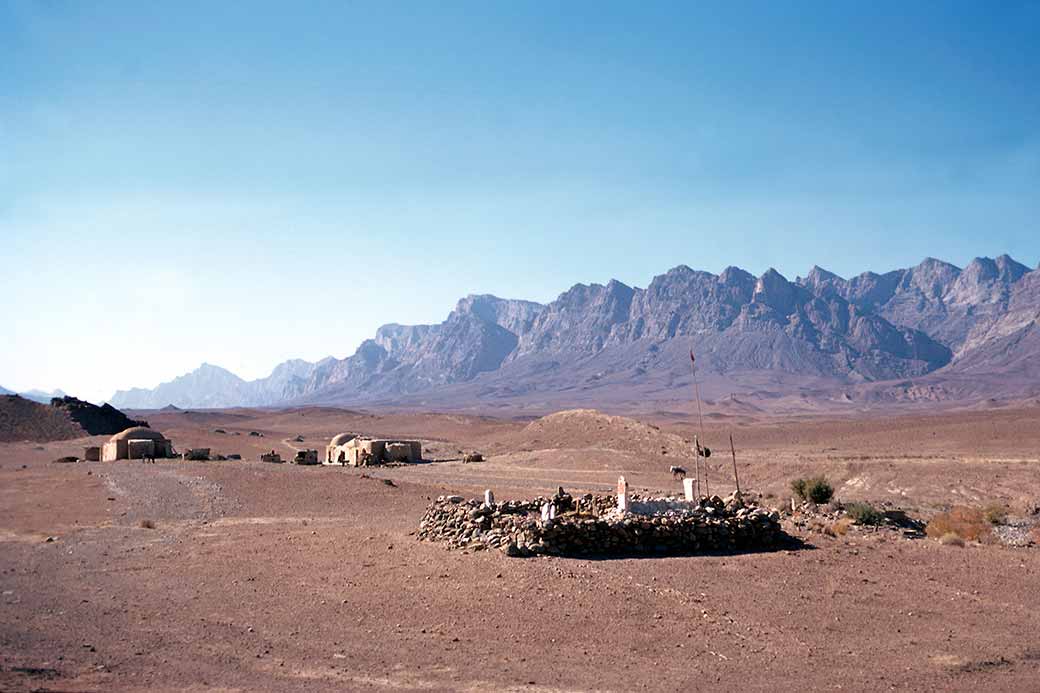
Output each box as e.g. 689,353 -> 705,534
484,489 -> 495,507
683,477 -> 695,502
617,475 -> 629,513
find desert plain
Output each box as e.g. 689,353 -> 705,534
2,404 -> 1040,692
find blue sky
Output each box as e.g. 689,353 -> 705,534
1,1 -> 1038,401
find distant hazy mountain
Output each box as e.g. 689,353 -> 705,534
109,360 -> 328,409
107,254 -> 1040,411
0,387 -> 69,404
19,388 -> 68,404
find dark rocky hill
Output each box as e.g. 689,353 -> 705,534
0,395 -> 146,443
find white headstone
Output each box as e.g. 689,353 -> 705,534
683,477 -> 695,502
484,489 -> 495,507
541,502 -> 552,524
617,475 -> 629,513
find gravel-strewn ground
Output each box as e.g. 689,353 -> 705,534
2,406 -> 1039,691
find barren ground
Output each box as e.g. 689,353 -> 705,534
2,405 -> 1040,692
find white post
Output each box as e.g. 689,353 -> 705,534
683,477 -> 695,502
484,489 -> 495,507
617,476 -> 629,513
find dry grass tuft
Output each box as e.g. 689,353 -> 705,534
926,506 -> 991,543
938,532 -> 965,547
823,517 -> 854,537
139,519 -> 156,529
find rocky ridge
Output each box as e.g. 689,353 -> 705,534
110,254 -> 1039,410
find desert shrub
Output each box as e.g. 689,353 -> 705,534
925,506 -> 991,543
139,519 -> 156,529
845,501 -> 884,526
939,532 -> 966,547
791,476 -> 833,504
790,478 -> 806,499
983,503 -> 1008,526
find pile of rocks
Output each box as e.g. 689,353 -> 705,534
418,491 -> 783,557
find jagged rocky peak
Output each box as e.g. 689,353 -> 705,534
900,257 -> 961,298
374,323 -> 436,355
719,265 -> 755,287
959,254 -> 1029,285
803,265 -> 843,284
513,279 -> 637,357
944,254 -> 1031,308
649,264 -> 730,292
753,268 -> 802,313
545,279 -> 636,321
353,339 -> 389,365
645,265 -> 705,290
267,358 -> 316,379
995,253 -> 1029,276
615,265 -> 754,342
452,294 -> 545,335
798,266 -> 848,301
563,278 -> 633,302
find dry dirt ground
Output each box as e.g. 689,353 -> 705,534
2,405 -> 1040,692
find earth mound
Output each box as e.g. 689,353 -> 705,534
505,408 -> 690,457
0,395 -> 146,443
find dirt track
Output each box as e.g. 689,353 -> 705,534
2,406 -> 1040,691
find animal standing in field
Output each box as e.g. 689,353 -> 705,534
669,465 -> 687,480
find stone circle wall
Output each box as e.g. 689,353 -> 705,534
418,491 -> 784,557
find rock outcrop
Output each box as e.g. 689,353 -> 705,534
0,395 -> 146,443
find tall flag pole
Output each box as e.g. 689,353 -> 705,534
690,349 -> 709,497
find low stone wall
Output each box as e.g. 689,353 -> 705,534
418,492 -> 784,557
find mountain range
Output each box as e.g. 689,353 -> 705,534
0,387 -> 68,405
109,255 -> 1040,413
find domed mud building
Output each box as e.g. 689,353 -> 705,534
101,426 -> 174,461
325,433 -> 421,466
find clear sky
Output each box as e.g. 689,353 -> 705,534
2,1 -> 1038,402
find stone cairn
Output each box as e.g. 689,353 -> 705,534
417,482 -> 784,558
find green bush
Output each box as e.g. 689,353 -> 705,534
844,501 -> 883,525
791,476 -> 834,504
790,478 -> 807,499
